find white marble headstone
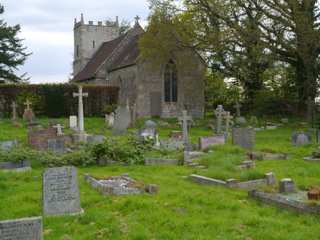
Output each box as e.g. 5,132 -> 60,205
69,116 -> 78,130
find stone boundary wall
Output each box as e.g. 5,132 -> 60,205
249,190 -> 320,215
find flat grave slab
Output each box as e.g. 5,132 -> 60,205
85,174 -> 158,195
0,160 -> 31,172
0,216 -> 42,240
199,135 -> 225,150
43,166 -> 82,216
145,158 -> 179,165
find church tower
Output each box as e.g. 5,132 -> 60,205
73,14 -> 120,76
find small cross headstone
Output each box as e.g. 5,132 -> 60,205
178,110 -> 193,150
24,99 -> 32,110
43,166 -> 82,216
234,101 -> 242,117
105,113 -> 115,127
11,101 -> 17,122
215,105 -> 225,134
53,124 -> 64,136
0,217 -> 43,240
73,86 -> 88,135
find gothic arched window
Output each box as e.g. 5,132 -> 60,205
164,60 -> 178,103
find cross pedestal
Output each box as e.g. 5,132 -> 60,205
73,86 -> 88,141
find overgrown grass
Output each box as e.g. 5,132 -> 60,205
0,117 -> 320,239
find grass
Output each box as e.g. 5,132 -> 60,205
0,117 -> 320,239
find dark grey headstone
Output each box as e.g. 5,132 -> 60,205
47,138 -> 65,154
0,217 -> 42,240
232,128 -> 255,149
292,132 -> 312,146
43,166 -> 82,216
112,106 -> 131,135
0,140 -> 18,151
279,178 -> 295,193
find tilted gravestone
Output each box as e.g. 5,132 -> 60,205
43,166 -> 82,216
112,105 -> 131,135
0,216 -> 43,240
232,128 -> 255,150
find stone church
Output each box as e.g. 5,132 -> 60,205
72,14 -> 206,118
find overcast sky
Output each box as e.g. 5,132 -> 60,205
1,0 -> 150,83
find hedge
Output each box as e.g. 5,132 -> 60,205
0,84 -> 119,117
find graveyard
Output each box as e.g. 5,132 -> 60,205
2,0 -> 320,239
1,108 -> 320,239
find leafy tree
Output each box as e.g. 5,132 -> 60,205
248,0 -> 320,112
0,4 -> 29,83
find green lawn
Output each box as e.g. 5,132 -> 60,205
0,117 -> 320,239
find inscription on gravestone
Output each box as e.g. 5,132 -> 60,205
43,166 -> 82,216
0,217 -> 43,240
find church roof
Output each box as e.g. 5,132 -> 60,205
73,23 -> 144,82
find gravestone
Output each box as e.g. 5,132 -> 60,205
105,113 -> 115,127
112,105 -> 131,135
178,110 -> 193,150
0,140 -> 18,151
11,101 -> 18,123
69,115 -> 78,130
232,128 -> 255,149
0,160 -> 31,172
47,138 -> 66,154
28,126 -> 57,150
53,124 -> 64,136
199,136 -> 225,150
87,135 -> 106,144
224,111 -> 233,137
139,120 -> 157,141
0,217 -> 43,240
215,105 -> 225,134
160,139 -> 184,150
279,178 -> 295,193
73,86 -> 88,141
43,166 -> 82,216
292,132 -> 312,146
23,99 -> 35,123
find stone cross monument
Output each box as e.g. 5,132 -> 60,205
73,86 -> 88,139
178,110 -> 192,150
224,111 -> 233,138
215,105 -> 225,134
11,101 -> 17,122
234,101 -> 242,117
24,99 -> 32,110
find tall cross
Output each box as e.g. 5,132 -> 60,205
178,110 -> 192,150
135,15 -> 140,23
24,99 -> 32,110
53,124 -> 64,136
215,105 -> 225,134
11,101 -> 17,122
224,111 -> 233,137
234,101 -> 242,117
73,86 -> 88,133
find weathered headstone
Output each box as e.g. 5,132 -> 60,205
53,124 -> 64,136
47,138 -> 66,154
0,217 -> 43,240
139,120 -> 157,141
292,132 -> 312,146
178,110 -> 193,150
199,136 -> 225,150
224,111 -> 233,137
0,160 -> 31,172
73,86 -> 88,141
112,104 -> 131,135
23,99 -> 35,123
69,115 -> 78,130
28,126 -> 57,150
215,105 -> 225,134
232,128 -> 255,149
43,166 -> 82,216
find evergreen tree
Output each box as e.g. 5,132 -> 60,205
0,4 -> 29,83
